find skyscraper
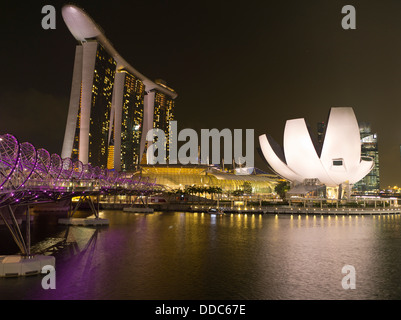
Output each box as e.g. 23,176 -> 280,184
353,122 -> 380,192
60,5 -> 177,171
153,79 -> 175,159
113,70 -> 145,171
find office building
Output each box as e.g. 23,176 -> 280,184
353,122 -> 380,192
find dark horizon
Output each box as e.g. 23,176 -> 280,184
0,0 -> 400,187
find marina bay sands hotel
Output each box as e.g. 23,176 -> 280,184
59,5 -> 280,195
61,5 -> 177,172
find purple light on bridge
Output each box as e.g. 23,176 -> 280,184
0,133 -> 156,207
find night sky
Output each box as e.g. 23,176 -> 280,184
0,0 -> 401,188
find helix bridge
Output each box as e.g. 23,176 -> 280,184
0,133 -> 156,207
0,133 -> 157,262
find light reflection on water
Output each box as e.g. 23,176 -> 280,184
1,212 -> 401,300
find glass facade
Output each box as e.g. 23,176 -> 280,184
120,71 -> 145,171
71,43 -> 117,168
138,165 -> 279,194
153,89 -> 175,160
71,83 -> 83,160
89,43 -> 117,168
354,122 -> 380,192
67,42 -> 176,171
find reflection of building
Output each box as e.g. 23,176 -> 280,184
259,107 -> 374,198
353,122 -> 380,192
138,165 -> 280,194
61,5 -> 177,171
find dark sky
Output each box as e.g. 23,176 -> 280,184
0,0 -> 401,188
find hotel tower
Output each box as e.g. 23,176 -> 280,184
60,5 -> 177,171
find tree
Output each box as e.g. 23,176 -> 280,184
242,181 -> 253,194
275,181 -> 290,200
184,185 -> 196,202
206,186 -> 223,201
232,189 -> 244,197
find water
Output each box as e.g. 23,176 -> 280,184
1,211 -> 401,300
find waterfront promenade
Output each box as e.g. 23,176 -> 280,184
100,201 -> 401,215
201,205 -> 400,215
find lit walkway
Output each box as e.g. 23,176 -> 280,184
0,133 -> 155,208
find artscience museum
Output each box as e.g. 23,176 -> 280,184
259,107 -> 374,199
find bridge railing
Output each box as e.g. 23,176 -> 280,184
0,133 -> 156,207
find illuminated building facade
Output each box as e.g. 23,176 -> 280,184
317,120 -> 380,193
116,70 -> 145,171
259,107 -> 374,197
90,43 -> 116,168
138,165 -> 280,194
152,79 -> 175,158
353,122 -> 380,192
61,5 -> 177,171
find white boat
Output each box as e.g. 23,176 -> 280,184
207,208 -> 224,215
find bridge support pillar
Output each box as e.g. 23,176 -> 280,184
26,206 -> 30,257
0,205 -> 31,257
68,195 -> 100,218
60,195 -> 108,226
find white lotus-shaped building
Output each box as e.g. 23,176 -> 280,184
259,107 -> 374,188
